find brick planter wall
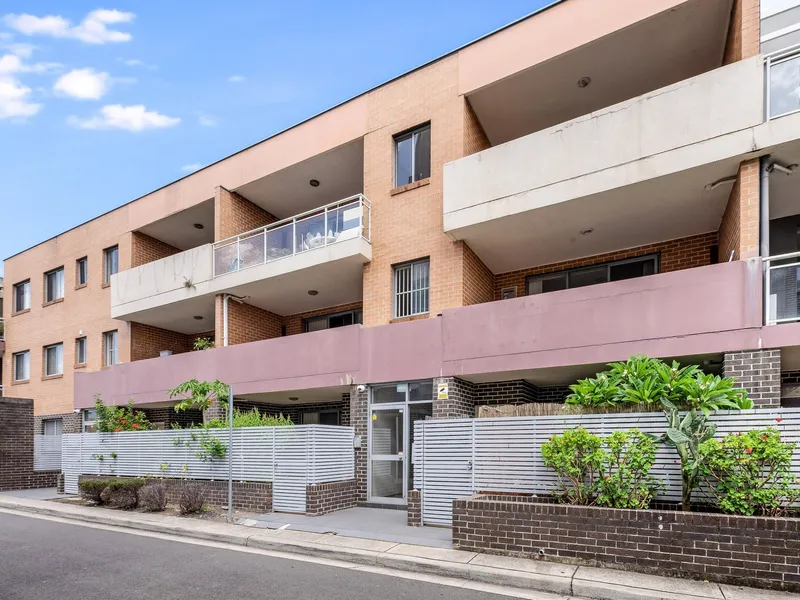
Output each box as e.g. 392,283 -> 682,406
306,479 -> 356,516
79,475 -> 272,512
0,397 -> 60,492
452,494 -> 800,593
408,489 -> 421,526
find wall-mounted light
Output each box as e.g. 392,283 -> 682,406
579,228 -> 594,236
193,315 -> 203,320
193,223 -> 205,230
309,179 -> 320,187
577,77 -> 591,88
289,396 -> 299,402
307,290 -> 319,296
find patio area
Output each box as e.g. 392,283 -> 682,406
0,487 -> 66,501
243,507 -> 451,548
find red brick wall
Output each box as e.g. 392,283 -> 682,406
718,159 -> 760,262
0,397 -> 59,491
224,300 -> 282,346
305,479 -> 357,516
131,231 -> 180,268
214,187 -> 278,242
463,98 -> 491,155
130,323 -> 194,362
283,302 -> 363,337
462,242 -> 495,305
494,232 -> 718,300
723,0 -> 760,64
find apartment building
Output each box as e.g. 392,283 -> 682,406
4,0 -> 800,505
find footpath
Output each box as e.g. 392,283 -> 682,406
0,495 -> 794,600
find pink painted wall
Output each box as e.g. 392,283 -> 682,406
76,260 -> 771,408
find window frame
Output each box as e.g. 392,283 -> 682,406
103,245 -> 119,285
393,123 -> 431,188
43,342 -> 64,377
44,267 -> 65,303
13,279 -> 31,313
75,336 -> 87,366
300,409 -> 340,426
303,308 -> 363,333
392,258 -> 431,319
103,330 -> 118,366
43,419 -> 63,436
82,409 -> 97,433
526,254 -> 660,296
13,350 -> 30,382
76,257 -> 88,287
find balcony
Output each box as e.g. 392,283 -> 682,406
444,57 -> 765,274
111,195 -> 371,333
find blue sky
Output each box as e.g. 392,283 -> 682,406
0,1 -> 547,274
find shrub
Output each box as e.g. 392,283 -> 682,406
204,408 -> 294,429
95,396 -> 151,432
104,478 -> 145,509
79,478 -> 113,504
179,482 -> 205,514
541,427 -> 603,505
596,429 -> 660,509
193,337 -> 215,351
699,428 -> 800,516
139,482 -> 168,512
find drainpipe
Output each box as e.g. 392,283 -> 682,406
222,294 -> 246,347
760,155 -> 771,259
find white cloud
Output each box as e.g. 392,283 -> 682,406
54,68 -> 109,100
68,104 -> 180,131
196,112 -> 218,127
4,9 -> 135,44
119,58 -> 156,69
181,163 -> 202,173
228,75 -> 245,83
5,43 -> 35,58
0,52 -> 60,75
0,76 -> 41,120
0,32 -> 12,41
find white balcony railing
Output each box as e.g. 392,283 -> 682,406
765,251 -> 800,325
212,194 -> 371,277
766,44 -> 800,120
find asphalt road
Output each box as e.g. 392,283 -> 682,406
0,512 -> 524,600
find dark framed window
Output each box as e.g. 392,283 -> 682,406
44,267 -> 64,303
76,257 -> 88,286
13,350 -> 30,382
13,280 -> 30,312
526,254 -> 659,296
103,330 -> 118,366
394,123 -> 430,187
44,343 -> 64,376
301,410 -> 340,425
75,337 -> 87,365
103,246 -> 119,284
393,258 -> 430,318
304,309 -> 363,333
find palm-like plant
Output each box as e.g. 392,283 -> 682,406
169,379 -> 230,413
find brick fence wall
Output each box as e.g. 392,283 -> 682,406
407,489 -> 422,526
305,479 -> 357,516
0,397 -> 59,491
452,494 -> 800,593
79,475 -> 272,512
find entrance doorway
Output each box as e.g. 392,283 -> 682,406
368,381 -> 433,504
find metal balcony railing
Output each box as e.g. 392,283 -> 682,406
765,251 -> 800,325
212,194 -> 371,277
766,44 -> 800,120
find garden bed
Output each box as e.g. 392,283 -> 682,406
452,493 -> 800,593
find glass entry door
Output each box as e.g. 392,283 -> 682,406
368,381 -> 433,504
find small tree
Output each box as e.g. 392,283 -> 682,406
169,379 -> 230,413
95,396 -> 151,432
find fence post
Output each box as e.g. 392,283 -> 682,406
227,387 -> 234,523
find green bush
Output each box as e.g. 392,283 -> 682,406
204,408 -> 294,429
699,428 -> 800,516
78,478 -> 113,504
139,482 -> 168,512
95,396 -> 151,432
78,477 -> 145,508
541,427 -> 603,505
595,430 -> 660,509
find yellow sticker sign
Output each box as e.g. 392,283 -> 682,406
437,383 -> 448,400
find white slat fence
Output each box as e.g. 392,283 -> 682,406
62,425 -> 354,513
33,435 -> 62,471
413,408 -> 800,526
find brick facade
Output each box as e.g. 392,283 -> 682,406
130,323 -> 193,362
474,380 -> 538,407
305,479 -> 357,515
453,494 -> 800,593
33,411 -> 82,435
0,397 -> 59,491
349,385 -> 369,502
724,348 -> 782,408
283,302 -> 363,337
462,242 -> 495,306
220,300 -> 283,346
141,407 -> 203,429
719,159 -> 760,262
494,232 -> 718,301
214,186 -> 278,242
131,231 -> 180,268
80,475 -> 272,512
723,0 -> 760,64
433,377 -> 475,419
407,488 -> 422,526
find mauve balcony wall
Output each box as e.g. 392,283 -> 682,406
76,260 -> 765,408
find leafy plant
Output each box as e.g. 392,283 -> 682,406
699,429 -> 800,516
78,478 -> 111,504
139,482 -> 168,512
193,337 -> 215,351
160,463 -> 169,472
169,379 -> 229,413
178,482 -> 206,514
541,427 -> 603,505
110,452 -> 118,460
596,429 -> 660,509
204,408 -> 294,429
95,395 -> 151,432
195,431 -> 227,462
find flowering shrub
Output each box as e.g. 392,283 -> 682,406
95,396 -> 151,432
699,428 -> 800,516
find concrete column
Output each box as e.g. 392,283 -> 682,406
723,348 -> 782,408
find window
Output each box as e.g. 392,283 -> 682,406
526,255 -> 659,296
301,410 -> 340,425
76,257 -> 88,287
103,330 -> 118,366
82,409 -> 97,433
394,123 -> 431,187
393,258 -> 430,318
13,280 -> 30,312
103,245 -> 119,284
75,337 -> 87,365
13,351 -> 30,382
304,309 -> 363,333
43,419 -> 63,436
44,267 -> 64,303
44,343 -> 64,377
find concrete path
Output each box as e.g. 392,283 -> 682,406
0,495 -> 795,600
247,506 -> 452,548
